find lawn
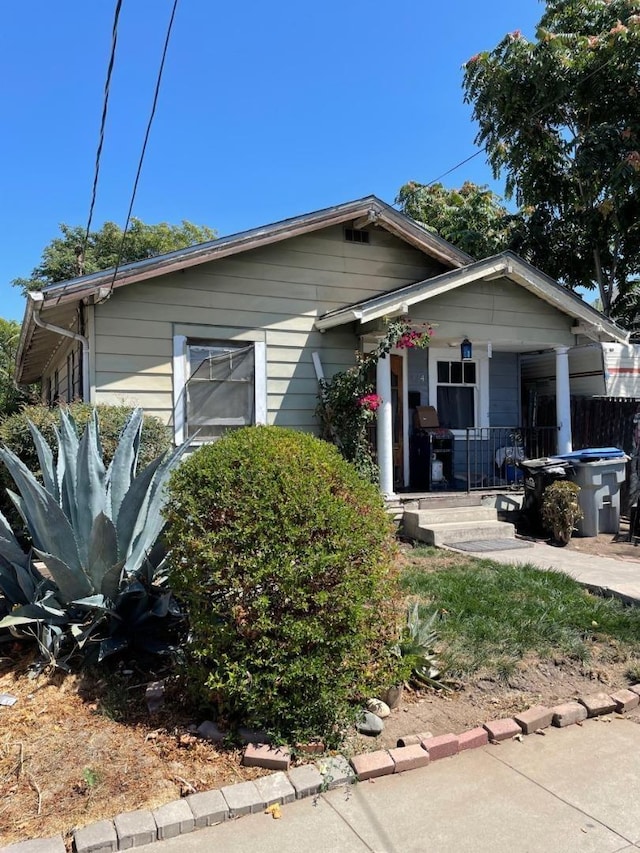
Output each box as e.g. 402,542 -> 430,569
399,545 -> 640,683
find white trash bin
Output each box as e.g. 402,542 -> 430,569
560,451 -> 628,536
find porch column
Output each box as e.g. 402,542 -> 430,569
555,346 -> 572,454
376,353 -> 394,497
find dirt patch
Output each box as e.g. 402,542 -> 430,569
0,649 -> 269,847
361,654 -> 640,753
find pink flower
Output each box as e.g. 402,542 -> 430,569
358,394 -> 382,412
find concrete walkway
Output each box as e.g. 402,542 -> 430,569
454,539 -> 640,604
147,716 -> 640,852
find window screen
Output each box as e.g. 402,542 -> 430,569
186,341 -> 255,439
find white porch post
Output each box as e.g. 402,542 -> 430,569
555,346 -> 572,454
376,353 -> 395,497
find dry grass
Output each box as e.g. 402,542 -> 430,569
0,645 -> 267,847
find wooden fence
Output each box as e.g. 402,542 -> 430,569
537,395 -> 640,512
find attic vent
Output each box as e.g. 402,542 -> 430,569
344,227 -> 370,244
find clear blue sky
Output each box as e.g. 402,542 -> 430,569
0,0 -> 542,323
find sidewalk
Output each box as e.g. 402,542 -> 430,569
460,539 -> 640,604
147,716 -> 640,852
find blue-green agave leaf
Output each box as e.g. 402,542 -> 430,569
27,421 -> 59,501
72,594 -> 110,611
123,440 -> 191,575
75,412 -> 108,566
97,636 -> 129,662
55,412 -> 80,529
70,616 -> 107,648
86,512 -> 119,594
0,508 -> 29,568
33,549 -> 93,604
0,554 -> 45,605
0,560 -> 28,606
0,449 -> 82,575
115,452 -> 166,563
0,599 -> 68,629
100,561 -> 125,601
106,408 -> 143,522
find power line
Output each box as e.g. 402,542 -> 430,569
399,54 -> 616,202
102,0 -> 179,300
80,0 -> 123,273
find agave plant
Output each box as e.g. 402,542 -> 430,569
391,601 -> 450,691
0,408 -> 189,669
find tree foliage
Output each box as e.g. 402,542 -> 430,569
396,180 -> 518,260
0,318 -> 33,420
13,219 -> 217,295
463,0 -> 640,316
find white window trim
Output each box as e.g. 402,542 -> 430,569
173,334 -> 267,445
428,347 -> 489,434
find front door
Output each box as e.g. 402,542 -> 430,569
391,355 -> 404,489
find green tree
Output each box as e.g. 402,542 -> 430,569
0,318 -> 33,420
396,180 -> 518,260
463,1 -> 640,316
13,218 -> 217,295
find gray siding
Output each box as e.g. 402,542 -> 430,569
409,277 -> 576,347
489,352 -> 520,427
91,224 -> 445,429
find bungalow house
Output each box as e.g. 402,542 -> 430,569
15,195 -> 628,497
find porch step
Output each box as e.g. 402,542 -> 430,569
403,507 -> 515,547
418,494 -> 482,510
411,506 -> 497,526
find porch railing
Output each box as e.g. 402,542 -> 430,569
463,427 -> 558,491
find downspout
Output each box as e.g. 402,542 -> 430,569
30,292 -> 90,402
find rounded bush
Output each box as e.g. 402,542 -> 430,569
164,426 -> 400,744
0,403 -> 171,537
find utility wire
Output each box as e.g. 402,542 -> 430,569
80,0 -> 123,273
399,53 -> 616,202
103,0 -> 179,299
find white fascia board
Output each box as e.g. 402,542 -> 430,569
507,267 -> 628,344
318,260 -> 509,329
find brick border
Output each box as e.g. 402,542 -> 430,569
3,683 -> 639,853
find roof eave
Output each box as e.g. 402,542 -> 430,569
37,196 -> 471,311
315,252 -> 629,344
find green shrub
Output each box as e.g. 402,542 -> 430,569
164,425 -> 400,745
0,402 -> 171,538
541,480 -> 583,545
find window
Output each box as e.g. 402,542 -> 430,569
435,359 -> 476,429
173,335 -> 266,443
344,227 -> 370,244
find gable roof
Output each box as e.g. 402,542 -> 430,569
28,195 -> 472,310
16,195 -> 473,383
315,251 -> 629,344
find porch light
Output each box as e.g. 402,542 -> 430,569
461,338 -> 473,360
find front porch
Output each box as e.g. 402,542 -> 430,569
374,340 -> 572,499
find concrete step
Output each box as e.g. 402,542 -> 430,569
418,494 -> 482,510
412,506 -> 498,526
422,521 -> 516,545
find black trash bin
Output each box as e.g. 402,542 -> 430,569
517,457 -> 574,536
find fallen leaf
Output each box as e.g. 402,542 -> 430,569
265,803 -> 282,819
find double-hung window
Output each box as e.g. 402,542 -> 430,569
428,348 -> 489,431
173,334 -> 266,443
436,360 -> 476,429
